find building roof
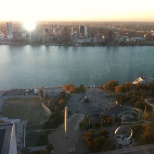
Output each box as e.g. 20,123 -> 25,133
0,124 -> 13,154
0,129 -> 6,154
107,104 -> 126,116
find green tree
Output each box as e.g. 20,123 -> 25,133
39,87 -> 45,102
75,84 -> 86,93
21,147 -> 30,154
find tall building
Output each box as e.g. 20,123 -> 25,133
106,30 -> 113,45
71,27 -> 77,35
79,25 -> 84,38
79,25 -> 88,38
72,31 -> 78,43
6,22 -> 13,39
84,26 -> 88,37
113,31 -> 120,45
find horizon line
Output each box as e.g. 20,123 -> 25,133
1,20 -> 154,23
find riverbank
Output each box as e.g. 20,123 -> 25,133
1,40 -> 154,46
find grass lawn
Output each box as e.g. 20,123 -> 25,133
26,131 -> 48,147
3,97 -> 47,124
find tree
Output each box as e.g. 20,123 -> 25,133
63,84 -> 75,93
115,85 -> 125,93
99,129 -> 109,137
75,84 -> 86,93
39,87 -> 46,102
135,101 -> 145,110
102,115 -> 113,124
93,136 -> 105,152
124,82 -> 133,92
58,92 -> 67,100
21,147 -> 30,154
46,144 -> 54,154
103,80 -> 119,92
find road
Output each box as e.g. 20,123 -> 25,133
48,113 -> 89,154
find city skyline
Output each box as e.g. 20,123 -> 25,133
1,0 -> 154,22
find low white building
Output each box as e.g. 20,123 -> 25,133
131,37 -> 145,43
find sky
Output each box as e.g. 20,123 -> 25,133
0,0 -> 154,22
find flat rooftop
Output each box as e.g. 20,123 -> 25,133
0,124 -> 12,154
0,129 -> 6,154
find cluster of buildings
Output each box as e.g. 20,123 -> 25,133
0,22 -> 27,41
0,21 -> 154,46
0,117 -> 26,154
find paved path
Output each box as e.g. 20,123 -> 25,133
48,113 -> 89,154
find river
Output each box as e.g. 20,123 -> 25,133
0,45 -> 153,90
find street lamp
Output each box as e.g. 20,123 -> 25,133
24,120 -> 27,147
86,114 -> 91,129
99,113 -> 103,128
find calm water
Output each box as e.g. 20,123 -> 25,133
0,45 -> 154,90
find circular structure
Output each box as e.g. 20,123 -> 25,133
114,125 -> 133,146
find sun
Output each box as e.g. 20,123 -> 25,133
22,21 -> 36,31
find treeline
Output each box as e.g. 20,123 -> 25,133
37,87 -> 71,129
101,80 -> 154,113
62,84 -> 86,93
102,80 -> 154,95
132,122 -> 154,145
44,91 -> 70,129
83,129 -> 116,153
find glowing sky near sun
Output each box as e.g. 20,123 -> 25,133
1,0 -> 154,22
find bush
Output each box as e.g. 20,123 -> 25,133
132,122 -> 154,145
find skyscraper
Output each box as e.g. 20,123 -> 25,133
6,22 -> 13,39
79,25 -> 88,38
79,25 -> 84,38
106,30 -> 113,46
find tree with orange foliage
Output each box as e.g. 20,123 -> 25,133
63,84 -> 75,93
115,85 -> 125,93
103,80 -> 119,92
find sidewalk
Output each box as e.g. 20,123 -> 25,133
94,144 -> 154,154
48,113 -> 87,154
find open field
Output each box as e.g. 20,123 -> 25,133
3,97 -> 47,124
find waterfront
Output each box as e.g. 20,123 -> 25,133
0,45 -> 154,90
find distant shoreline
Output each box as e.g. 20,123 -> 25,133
1,41 -> 154,47
0,86 -> 101,93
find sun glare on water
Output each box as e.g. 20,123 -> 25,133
22,21 -> 36,31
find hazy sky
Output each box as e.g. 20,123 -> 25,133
1,0 -> 154,22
